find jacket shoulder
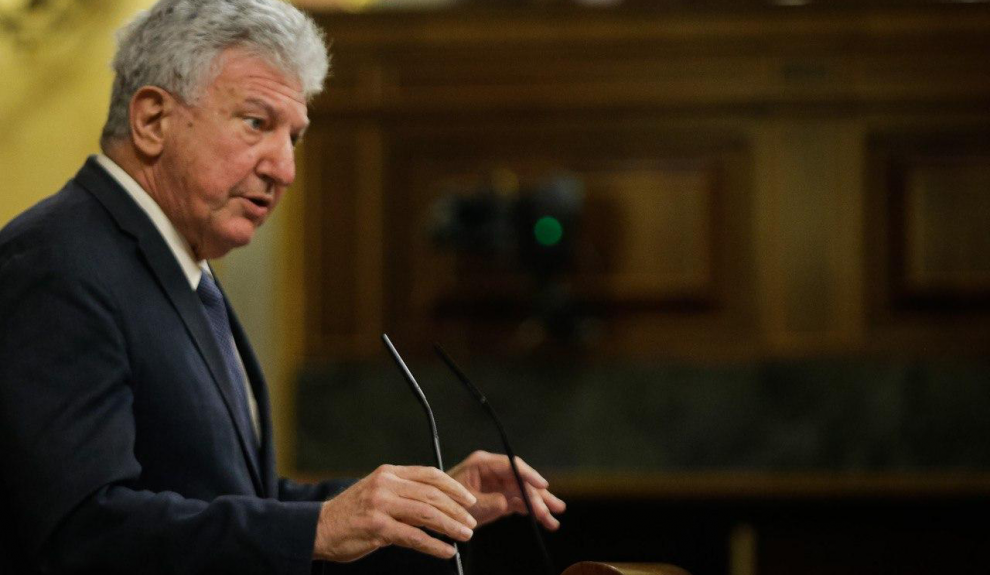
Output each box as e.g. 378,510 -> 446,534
0,177 -> 131,277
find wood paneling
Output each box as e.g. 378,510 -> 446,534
865,131 -> 990,352
377,119 -> 753,356
902,159 -> 990,297
301,6 -> 990,360
303,123 -> 361,344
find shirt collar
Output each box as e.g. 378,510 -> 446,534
95,154 -> 205,290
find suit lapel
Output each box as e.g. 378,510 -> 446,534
75,157 -> 265,495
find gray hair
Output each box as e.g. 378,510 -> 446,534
100,0 -> 329,148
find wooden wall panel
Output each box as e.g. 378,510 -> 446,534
581,165 -> 715,295
865,130 -> 990,353
303,122 -> 384,357
376,119 -> 754,356
903,160 -> 990,297
302,6 -> 990,360
302,124 -> 357,343
757,121 -> 866,351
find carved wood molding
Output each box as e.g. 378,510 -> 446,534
313,6 -> 990,114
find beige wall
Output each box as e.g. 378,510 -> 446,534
0,2 -> 153,226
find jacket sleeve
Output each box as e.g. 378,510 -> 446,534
0,242 -> 320,574
278,477 -> 355,503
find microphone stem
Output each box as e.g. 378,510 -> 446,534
382,335 -> 465,575
420,392 -> 466,575
485,400 -> 556,575
434,344 -> 556,575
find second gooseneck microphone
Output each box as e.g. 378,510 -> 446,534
433,344 -> 556,575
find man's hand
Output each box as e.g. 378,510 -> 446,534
448,450 -> 566,530
312,452 -> 564,563
313,464 -> 477,562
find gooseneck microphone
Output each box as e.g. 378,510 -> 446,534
433,344 -> 556,575
381,334 -> 466,575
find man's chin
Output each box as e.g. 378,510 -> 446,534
201,226 -> 257,260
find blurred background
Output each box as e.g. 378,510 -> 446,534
3,0 -> 990,573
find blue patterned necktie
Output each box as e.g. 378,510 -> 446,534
196,272 -> 260,457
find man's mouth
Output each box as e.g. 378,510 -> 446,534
238,195 -> 274,220
243,196 -> 272,209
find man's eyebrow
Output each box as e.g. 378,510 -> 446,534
244,97 -> 277,119
244,97 -> 309,140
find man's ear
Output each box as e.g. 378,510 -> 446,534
128,86 -> 176,158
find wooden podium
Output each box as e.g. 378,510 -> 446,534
561,562 -> 690,575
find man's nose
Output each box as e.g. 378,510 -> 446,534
258,133 -> 296,187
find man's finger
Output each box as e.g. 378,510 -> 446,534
505,495 -> 526,515
524,484 -> 561,531
392,476 -> 478,529
474,491 -> 510,516
472,451 -> 550,490
395,465 -> 477,508
543,490 -> 567,514
383,519 -> 458,559
389,496 -> 474,543
503,487 -> 561,531
510,456 -> 550,490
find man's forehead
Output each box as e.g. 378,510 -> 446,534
209,48 -> 306,104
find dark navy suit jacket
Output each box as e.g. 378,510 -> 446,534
0,158 -> 349,573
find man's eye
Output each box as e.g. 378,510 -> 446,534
244,117 -> 264,130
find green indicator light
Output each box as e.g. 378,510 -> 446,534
534,216 -> 563,247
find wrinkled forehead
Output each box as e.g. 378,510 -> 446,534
204,48 -> 308,114
197,46 -> 305,102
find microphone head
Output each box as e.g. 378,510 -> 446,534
383,334 -> 426,398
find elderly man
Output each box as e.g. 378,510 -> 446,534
0,1 -> 564,573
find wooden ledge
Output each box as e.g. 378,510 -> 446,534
561,562 -> 691,575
